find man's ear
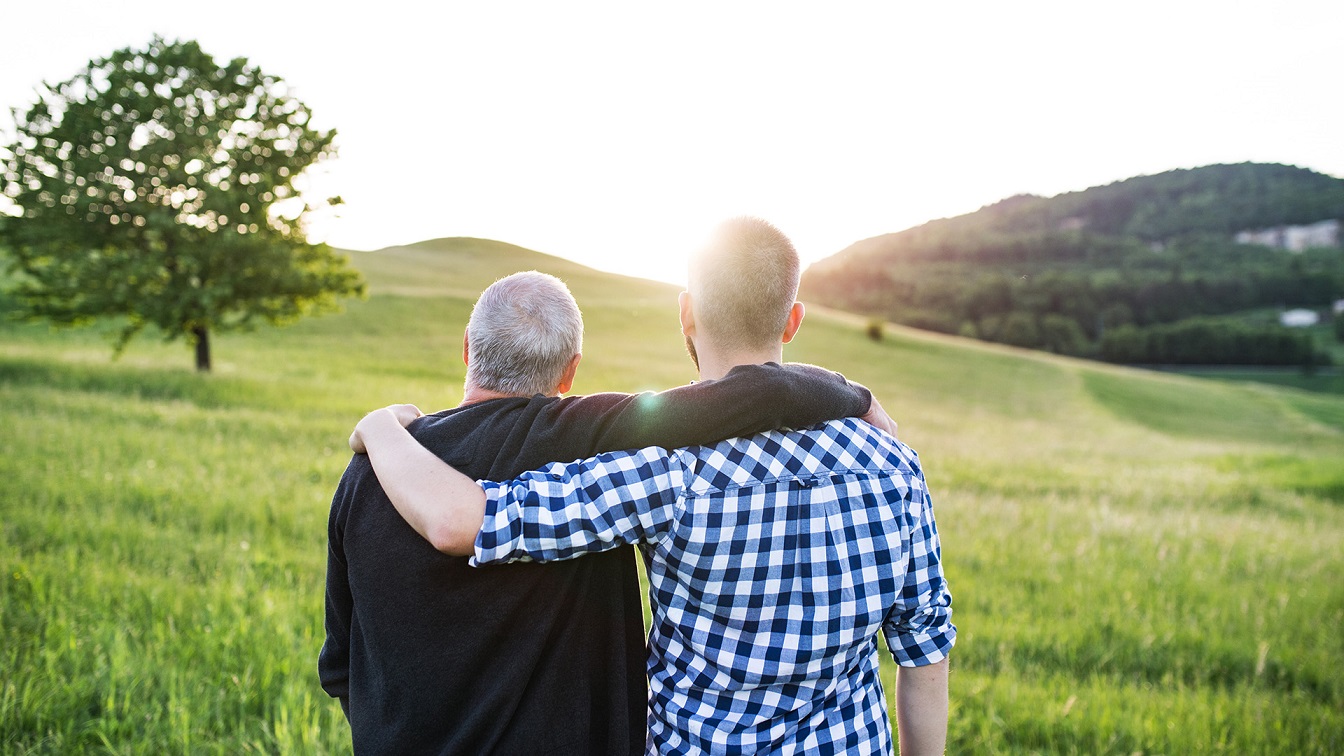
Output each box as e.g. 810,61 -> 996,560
462,331 -> 471,367
556,353 -> 582,394
781,301 -> 806,344
678,291 -> 696,337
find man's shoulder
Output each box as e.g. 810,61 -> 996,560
693,416 -> 914,461
408,393 -> 642,435
406,397 -> 553,444
544,391 -> 640,419
679,418 -> 921,489
407,393 -> 661,479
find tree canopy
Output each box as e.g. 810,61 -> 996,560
0,36 -> 364,370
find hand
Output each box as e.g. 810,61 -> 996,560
349,404 -> 423,454
383,403 -> 424,427
860,395 -> 898,438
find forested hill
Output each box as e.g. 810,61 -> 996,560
801,163 -> 1344,366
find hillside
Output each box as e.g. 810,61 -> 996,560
347,236 -> 686,310
2,237 -> 1343,752
347,237 -> 663,301
802,163 -> 1344,368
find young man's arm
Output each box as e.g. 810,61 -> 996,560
354,407 -> 488,554
473,446 -> 683,564
353,409 -> 680,558
883,465 -> 955,755
896,658 -> 949,755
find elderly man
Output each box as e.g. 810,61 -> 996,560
320,269 -> 879,755
356,219 -> 954,755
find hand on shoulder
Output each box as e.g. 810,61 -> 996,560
349,404 -> 423,454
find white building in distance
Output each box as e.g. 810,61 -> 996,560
1280,309 -> 1320,327
1235,219 -> 1340,251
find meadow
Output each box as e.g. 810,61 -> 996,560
2,238 -> 1342,754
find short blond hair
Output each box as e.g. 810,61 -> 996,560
688,217 -> 800,351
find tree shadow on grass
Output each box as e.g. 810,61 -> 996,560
0,355 -> 287,411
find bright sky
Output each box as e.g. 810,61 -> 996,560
3,1 -> 1342,285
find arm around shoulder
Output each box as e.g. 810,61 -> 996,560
588,362 -> 874,452
353,407 -> 487,556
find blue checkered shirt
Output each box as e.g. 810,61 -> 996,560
473,418 -> 955,755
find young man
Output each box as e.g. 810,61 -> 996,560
321,269 -> 879,755
354,219 -> 954,754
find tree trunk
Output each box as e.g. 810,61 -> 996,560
193,325 -> 211,372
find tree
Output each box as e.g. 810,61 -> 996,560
995,311 -> 1041,349
1038,314 -> 1089,356
0,37 -> 364,371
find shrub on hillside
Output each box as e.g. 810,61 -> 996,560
865,319 -> 884,342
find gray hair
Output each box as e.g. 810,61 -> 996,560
465,271 -> 584,396
688,217 -> 800,351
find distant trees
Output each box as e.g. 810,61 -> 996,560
807,252 -> 1342,365
1038,314 -> 1089,356
0,37 -> 364,371
1099,319 -> 1326,366
975,163 -> 1344,241
800,162 -> 1344,367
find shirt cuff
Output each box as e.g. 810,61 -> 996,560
471,479 -> 517,567
890,616 -> 957,667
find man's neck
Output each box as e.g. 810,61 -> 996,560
459,383 -> 552,406
694,345 -> 786,381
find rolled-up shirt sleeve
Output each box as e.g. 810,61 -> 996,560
883,473 -> 957,666
472,446 -> 687,566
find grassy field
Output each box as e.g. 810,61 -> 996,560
1170,366 -> 1344,396
2,238 -> 1342,754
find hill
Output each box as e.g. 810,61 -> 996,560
1,237 -> 1342,753
350,237 -> 638,299
802,163 -> 1344,368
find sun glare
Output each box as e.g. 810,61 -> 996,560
2,4 -> 1342,286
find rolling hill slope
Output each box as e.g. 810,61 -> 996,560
1,237 -> 1341,753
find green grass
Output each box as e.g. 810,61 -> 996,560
1168,366 -> 1344,396
3,239 -> 1343,753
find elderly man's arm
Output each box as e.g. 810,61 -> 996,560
861,394 -> 898,437
353,407 -> 487,555
578,362 -> 880,451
